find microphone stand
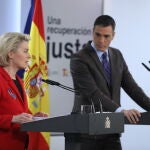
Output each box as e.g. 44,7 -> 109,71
142,61 -> 150,71
42,79 -> 103,113
42,79 -> 77,93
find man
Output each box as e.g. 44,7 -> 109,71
69,15 -> 150,150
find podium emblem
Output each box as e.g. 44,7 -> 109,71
105,116 -> 111,128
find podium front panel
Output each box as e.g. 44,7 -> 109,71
21,113 -> 124,135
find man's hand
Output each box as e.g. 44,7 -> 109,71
122,109 -> 141,124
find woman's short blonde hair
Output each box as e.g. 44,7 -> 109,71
0,32 -> 30,66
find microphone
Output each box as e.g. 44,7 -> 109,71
142,61 -> 150,71
98,98 -> 103,113
42,79 -> 60,86
42,79 -> 79,93
42,79 -> 102,113
90,96 -> 103,113
90,98 -> 96,113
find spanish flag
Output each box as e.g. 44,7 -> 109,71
24,0 -> 50,149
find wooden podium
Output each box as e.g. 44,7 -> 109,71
21,113 -> 124,150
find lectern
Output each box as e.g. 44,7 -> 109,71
21,113 -> 124,150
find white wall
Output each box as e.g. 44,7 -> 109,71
104,0 -> 150,149
0,0 -> 21,34
20,0 -> 31,32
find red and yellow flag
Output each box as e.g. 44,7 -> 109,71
24,0 -> 50,149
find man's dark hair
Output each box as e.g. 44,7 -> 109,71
94,15 -> 116,31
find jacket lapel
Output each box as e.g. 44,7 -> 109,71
8,79 -> 24,104
108,48 -> 116,91
1,68 -> 25,105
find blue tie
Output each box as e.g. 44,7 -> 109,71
102,52 -> 111,84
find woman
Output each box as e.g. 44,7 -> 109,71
0,32 -> 45,150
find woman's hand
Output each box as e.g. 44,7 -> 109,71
34,112 -> 49,117
12,113 -> 33,124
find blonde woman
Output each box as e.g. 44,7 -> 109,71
0,32 -> 47,150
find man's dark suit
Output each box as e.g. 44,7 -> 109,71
68,41 -> 150,150
70,41 -> 150,113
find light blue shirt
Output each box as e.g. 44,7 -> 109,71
91,41 -> 109,62
91,41 -> 124,112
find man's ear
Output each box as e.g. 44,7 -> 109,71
112,31 -> 115,39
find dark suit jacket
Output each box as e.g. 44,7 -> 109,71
70,41 -> 150,113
